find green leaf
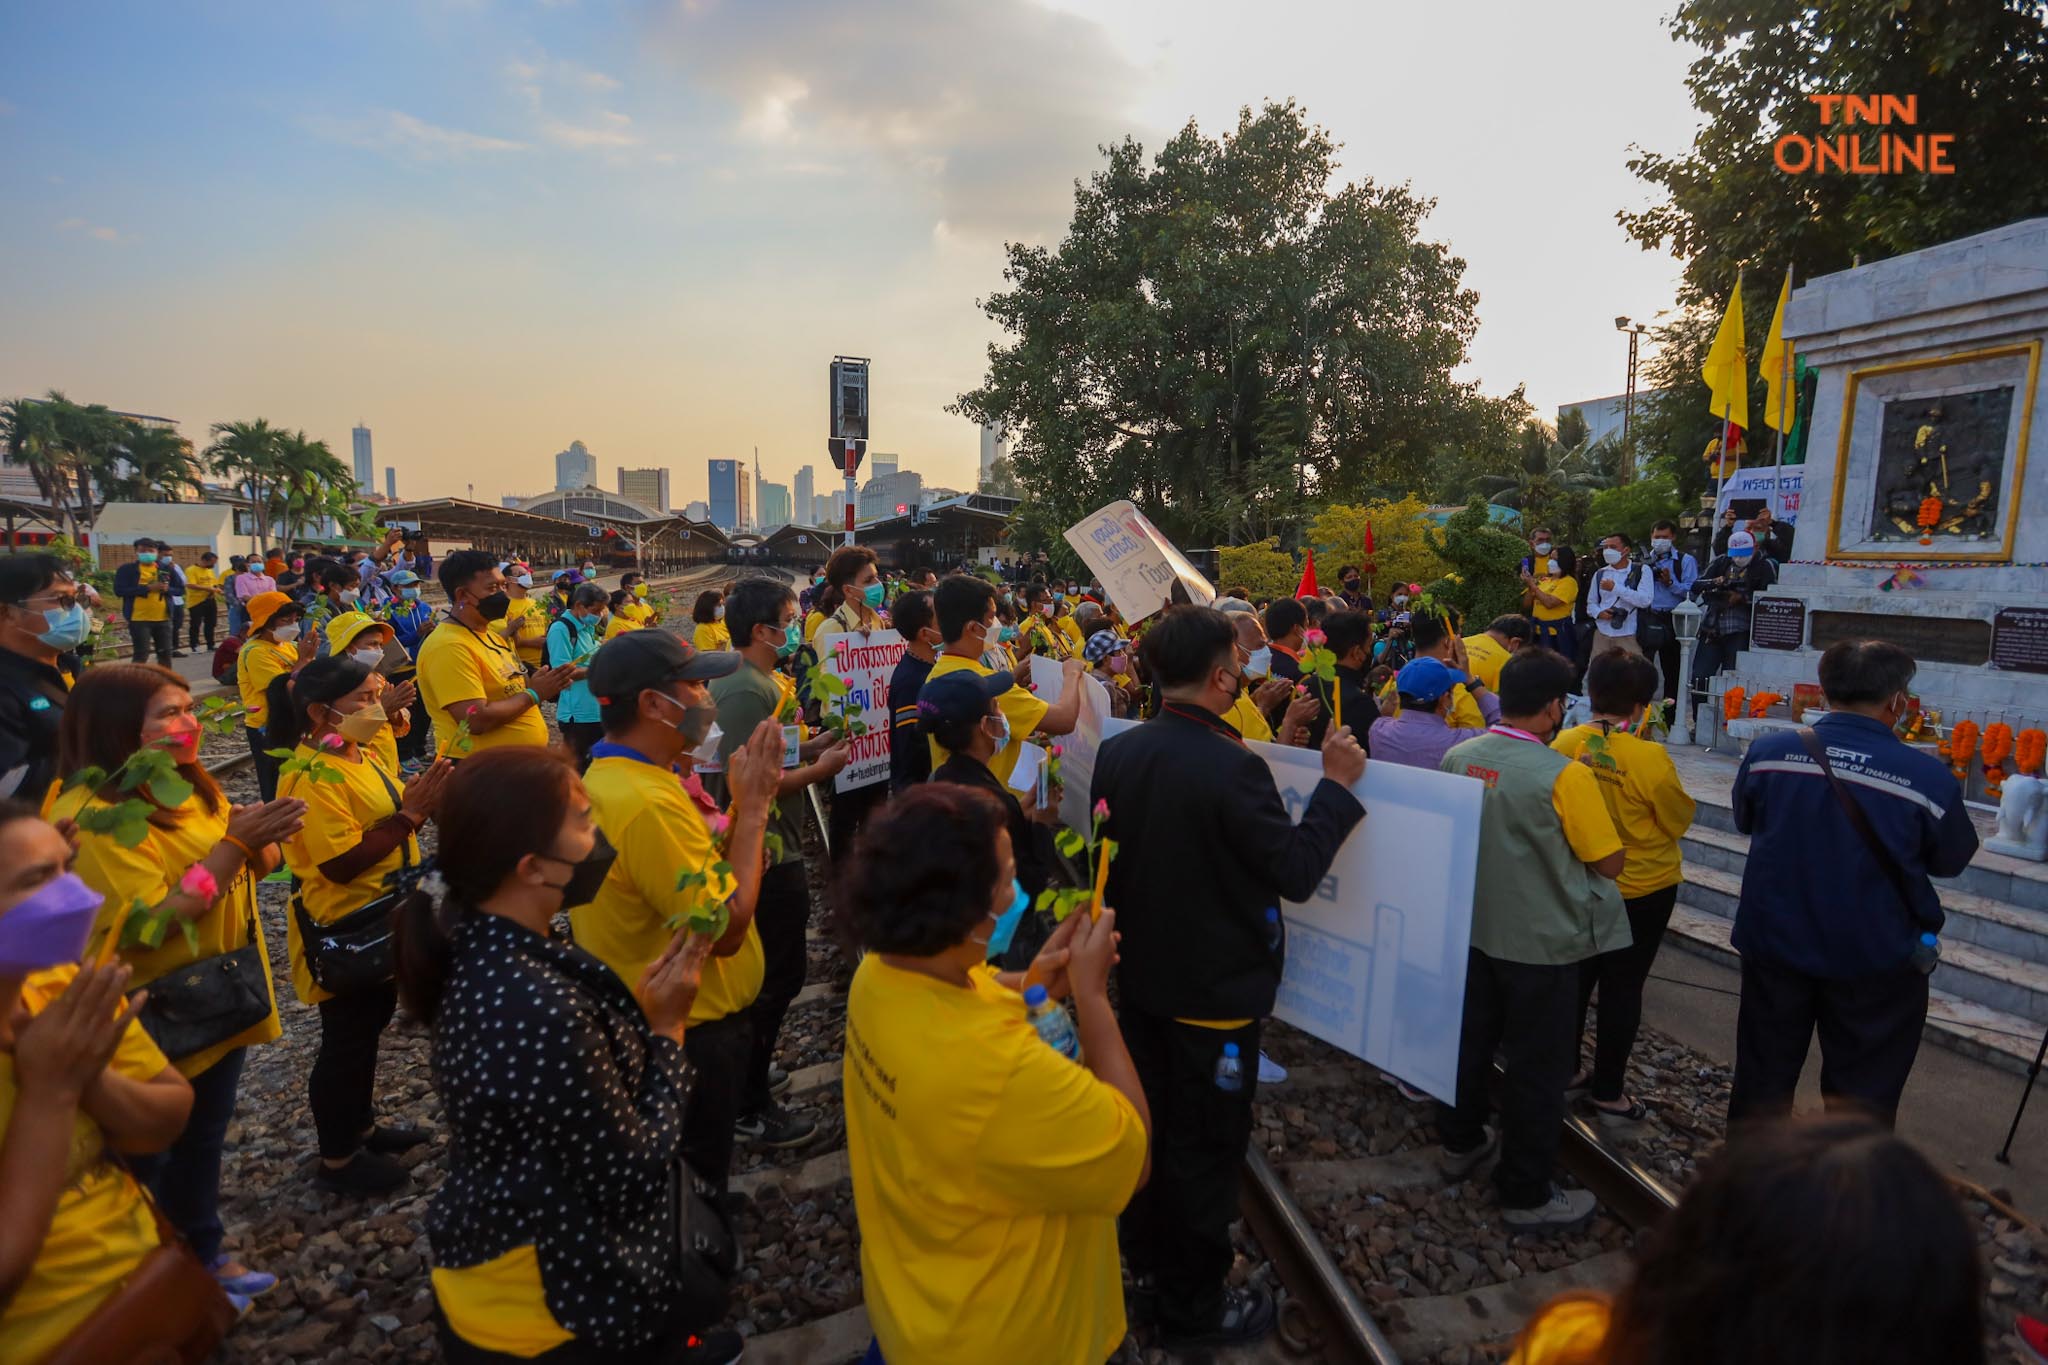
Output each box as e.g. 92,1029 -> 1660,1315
149,774 -> 194,808
61,765 -> 108,793
1054,827 -> 1085,856
264,748 -> 297,760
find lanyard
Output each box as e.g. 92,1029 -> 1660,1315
1487,724 -> 1547,745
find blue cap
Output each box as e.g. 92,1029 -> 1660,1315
1395,656 -> 1456,703
1222,1042 -> 1240,1057
1023,984 -> 1049,1007
917,669 -> 1015,733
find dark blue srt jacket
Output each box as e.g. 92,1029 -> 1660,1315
111,560 -> 184,621
1732,711 -> 1979,978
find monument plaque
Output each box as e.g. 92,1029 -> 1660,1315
1810,609 -> 1991,666
1750,597 -> 1807,651
1993,607 -> 2048,676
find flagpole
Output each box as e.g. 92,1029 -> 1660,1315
1771,263 -> 1791,520
1715,267 -> 1743,517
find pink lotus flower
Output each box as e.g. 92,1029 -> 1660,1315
179,864 -> 219,900
1303,629 -> 1327,648
1049,744 -> 1063,757
1092,798 -> 1110,821
320,732 -> 346,750
706,811 -> 730,838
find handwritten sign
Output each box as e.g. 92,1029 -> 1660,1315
1028,657 -> 1113,832
816,629 -> 906,793
1063,501 -> 1215,625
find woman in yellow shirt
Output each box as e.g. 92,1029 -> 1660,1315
1521,548 -> 1580,661
494,565 -> 550,672
691,589 -> 731,652
1550,652 -> 1695,1122
602,589 -> 642,640
0,801 -> 200,1364
1018,582 -> 1073,661
235,589 -> 303,800
51,664 -> 305,1298
839,784 -> 1150,1365
395,747 -> 746,1364
814,545 -> 884,637
272,656 -> 449,1197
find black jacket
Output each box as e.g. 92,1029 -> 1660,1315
0,648 -> 74,801
1092,703 -> 1365,1020
111,560 -> 184,621
932,751 -> 1053,902
1715,520 -> 1795,563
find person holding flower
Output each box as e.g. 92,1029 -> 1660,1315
51,664 -> 305,1301
269,656 -> 452,1196
1298,611 -> 1377,751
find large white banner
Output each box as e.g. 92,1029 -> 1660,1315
1027,656 -> 1114,832
1096,714 -> 1481,1102
816,629 -> 906,793
1716,465 -> 1805,523
1064,501 -> 1215,625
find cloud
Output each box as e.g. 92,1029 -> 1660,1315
645,0 -> 1140,239
305,109 -> 528,159
56,217 -> 123,243
543,112 -> 640,150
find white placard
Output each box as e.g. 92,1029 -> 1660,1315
816,629 -> 906,793
1063,501 -> 1215,625
1715,465 -> 1804,523
1027,657 -> 1113,833
1097,715 -> 1480,1102
1006,740 -> 1046,796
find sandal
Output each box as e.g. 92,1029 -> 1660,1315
1588,1095 -> 1649,1126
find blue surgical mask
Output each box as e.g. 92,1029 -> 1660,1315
1246,645 -> 1273,679
402,586 -> 421,600
862,581 -> 886,610
985,710 -> 1012,749
35,602 -> 92,650
984,878 -> 1030,959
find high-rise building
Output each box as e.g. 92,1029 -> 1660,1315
869,452 -> 899,479
384,467 -> 396,500
684,500 -> 710,522
858,469 -> 924,520
707,459 -> 752,531
618,466 -> 671,511
555,441 -> 597,490
979,421 -> 1013,483
758,481 -> 792,528
352,425 -> 374,493
794,465 -> 815,522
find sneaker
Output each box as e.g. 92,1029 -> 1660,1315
363,1122 -> 431,1154
1439,1125 -> 1499,1181
207,1255 -> 277,1298
768,1064 -> 792,1097
1257,1051 -> 1288,1085
312,1149 -> 411,1197
2015,1313 -> 2048,1364
1162,1283 -> 1276,1348
1585,1096 -> 1649,1127
226,1290 -> 256,1318
1501,1185 -> 1598,1231
676,1328 -> 744,1364
733,1103 -> 819,1150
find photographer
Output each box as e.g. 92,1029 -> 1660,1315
1687,530 -> 1778,715
1642,519 -> 1699,704
1715,503 -> 1794,564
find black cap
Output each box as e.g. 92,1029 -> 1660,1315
916,668 -> 1015,734
586,631 -> 739,704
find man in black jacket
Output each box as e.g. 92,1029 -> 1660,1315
0,554 -> 86,802
1093,608 -> 1366,1347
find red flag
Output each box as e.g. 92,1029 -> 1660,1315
1295,547 -> 1320,599
1363,522 -> 1375,555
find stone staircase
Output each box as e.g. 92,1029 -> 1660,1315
1665,747 -> 2048,1076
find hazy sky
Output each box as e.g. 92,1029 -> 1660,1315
0,1 -> 1702,510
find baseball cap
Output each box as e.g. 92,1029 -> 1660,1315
245,590 -> 297,631
586,630 -> 738,704
383,569 -> 421,587
1396,656 -> 1456,704
1083,630 -> 1127,664
917,669 -> 1015,734
1728,530 -> 1757,554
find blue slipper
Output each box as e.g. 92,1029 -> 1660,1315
208,1255 -> 277,1298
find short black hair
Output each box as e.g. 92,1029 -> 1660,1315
892,589 -> 935,639
691,589 -> 722,624
1497,647 -> 1577,717
1487,614 -> 1535,645
438,549 -> 497,598
268,654 -> 374,751
1819,640 -> 1916,707
0,553 -> 72,605
1585,650 -> 1659,715
935,574 -> 996,643
1653,519 -> 1679,535
1601,530 -> 1630,546
1264,597 -> 1306,641
839,783 -> 1007,955
621,571 -> 642,587
1338,564 -> 1358,578
1323,609 -> 1374,659
132,537 -> 153,550
1409,609 -> 1452,653
1302,596 -> 1331,625
725,576 -> 796,649
1142,608 -> 1235,690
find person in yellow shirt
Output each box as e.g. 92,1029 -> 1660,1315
494,563 -> 550,671
928,576 -> 1085,786
575,630 -> 783,1196
53,663 -> 305,1296
1460,615 -> 1535,693
272,655 -> 449,1197
183,549 -> 222,652
690,589 -> 731,652
118,538 -> 174,667
1018,582 -> 1073,661
414,551 -> 574,758
320,611 -> 420,773
0,803 -> 200,1363
615,571 -> 659,627
839,783 -> 1150,1365
1550,651 -> 1695,1123
236,589 -> 304,800
1377,610 -> 1500,735
1521,542 -> 1580,659
602,588 -> 643,640
394,747 -> 749,1365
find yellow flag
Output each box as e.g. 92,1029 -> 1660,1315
1759,269 -> 1794,432
1701,282 -> 1748,431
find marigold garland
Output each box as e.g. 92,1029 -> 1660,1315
1948,718 -> 1980,783
1983,722 -> 2015,798
1749,692 -> 1785,718
2018,728 -> 2048,777
1917,496 -> 1944,546
1723,686 -> 1746,722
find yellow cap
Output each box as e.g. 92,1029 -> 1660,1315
325,610 -> 392,657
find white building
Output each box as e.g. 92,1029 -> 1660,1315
554,440 -> 597,491
1556,390 -> 1669,448
352,425 -> 374,493
794,465 -> 815,520
978,421 -> 1012,482
684,500 -> 710,522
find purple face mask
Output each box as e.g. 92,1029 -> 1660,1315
0,873 -> 105,975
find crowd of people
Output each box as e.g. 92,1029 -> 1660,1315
0,515 -> 2020,1365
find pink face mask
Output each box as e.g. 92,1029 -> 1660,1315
1107,656 -> 1129,675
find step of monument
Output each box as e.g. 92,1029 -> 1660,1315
1678,863 -> 2048,1023
1662,905 -> 2048,1077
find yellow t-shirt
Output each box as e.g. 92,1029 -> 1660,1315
575,754 -> 760,1024
50,787 -> 281,1077
693,621 -> 732,653
417,621 -> 548,754
497,595 -> 549,665
1531,574 -> 1578,623
279,744 -> 419,1005
237,636 -> 298,731
0,965 -> 167,1365
1226,692 -> 1274,743
844,958 -> 1146,1365
602,611 -> 641,641
926,653 -> 1049,786
1552,725 -> 1694,897
432,1245 -> 574,1357
803,609 -> 828,644
183,564 -> 220,606
615,599 -> 654,629
1379,676 -> 1487,732
1550,759 -> 1627,867
1057,615 -> 1086,652
1508,1296 -> 1611,1365
1463,633 -> 1512,693
129,564 -> 168,623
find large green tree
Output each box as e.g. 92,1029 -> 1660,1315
955,100 -> 1523,552
102,422 -> 204,504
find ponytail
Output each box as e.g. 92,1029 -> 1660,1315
267,655 -> 372,752
393,881 -> 458,1025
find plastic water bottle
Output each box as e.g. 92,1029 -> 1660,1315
1215,1042 -> 1244,1093
1024,985 -> 1083,1062
1911,932 -> 1941,975
1264,907 -> 1283,954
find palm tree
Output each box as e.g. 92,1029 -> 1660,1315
1479,420 -> 1604,515
1,390 -> 126,542
273,429 -> 358,542
204,419 -> 284,551
102,422 -> 204,503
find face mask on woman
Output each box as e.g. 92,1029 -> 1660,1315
976,879 -> 1031,960
984,710 -> 1012,750
713,604 -> 726,620
32,602 -> 93,651
0,872 -> 104,975
535,833 -> 616,911
333,700 -> 389,744
272,621 -> 301,643
1107,655 -> 1128,676
1546,559 -> 1560,577
349,645 -> 385,669
862,582 -> 887,610
338,588 -> 359,607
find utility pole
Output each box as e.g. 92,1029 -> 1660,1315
1614,316 -> 1649,484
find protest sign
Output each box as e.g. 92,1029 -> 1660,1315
1098,715 -> 1479,1102
815,629 -> 906,793
1064,501 -> 1215,624
1716,465 -> 1804,523
1027,656 -> 1113,833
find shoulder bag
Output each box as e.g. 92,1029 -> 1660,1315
137,890 -> 272,1064
669,1145 -> 740,1325
1793,727 -> 1931,926
294,761 -> 421,995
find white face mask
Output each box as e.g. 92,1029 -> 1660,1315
1546,559 -> 1560,576
350,646 -> 384,668
272,622 -> 301,643
1651,538 -> 1672,553
338,588 -> 358,606
1533,542 -> 1552,555
515,573 -> 533,588
1392,595 -> 1409,607
688,722 -> 724,767
713,605 -> 725,620
1602,547 -> 1624,566
1245,645 -> 1273,678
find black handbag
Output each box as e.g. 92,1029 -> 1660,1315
294,763 -> 420,996
138,898 -> 273,1063
669,1151 -> 740,1325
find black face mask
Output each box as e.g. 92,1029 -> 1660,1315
475,590 -> 512,622
536,831 -> 617,911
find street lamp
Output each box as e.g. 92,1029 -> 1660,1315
1615,317 -> 1650,473
1670,597 -> 1705,746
